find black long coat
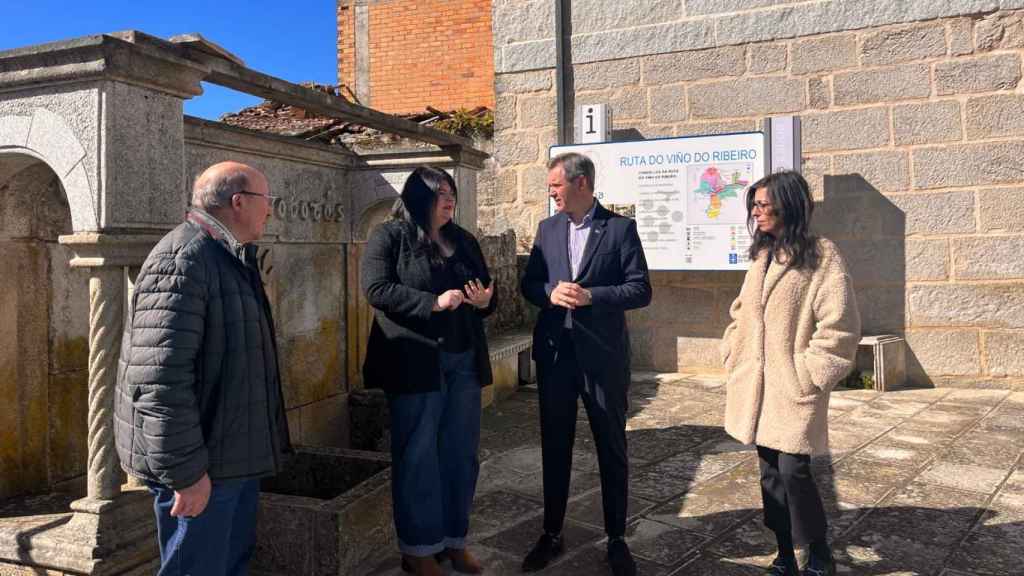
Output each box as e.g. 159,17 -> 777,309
361,219 -> 496,394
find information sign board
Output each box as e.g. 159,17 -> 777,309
550,132 -> 766,270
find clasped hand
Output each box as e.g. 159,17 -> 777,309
434,279 -> 493,311
549,280 -> 591,309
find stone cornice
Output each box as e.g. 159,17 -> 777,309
0,31 -> 208,98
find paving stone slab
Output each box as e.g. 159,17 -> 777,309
475,461 -> 532,495
828,395 -> 869,411
834,389 -> 883,402
885,387 -> 953,403
856,437 -> 938,468
949,526 -> 1024,575
1001,466 -> 1024,495
836,456 -> 922,486
844,502 -> 980,550
646,464 -> 762,536
624,426 -> 717,463
634,449 -> 750,503
621,518 -> 711,568
943,389 -> 1011,406
816,471 -> 898,507
843,406 -> 916,428
918,462 -> 1010,494
485,446 -> 544,475
888,480 -> 989,512
896,416 -> 976,440
978,408 -> 1024,432
672,554 -> 771,575
536,540 -> 676,575
833,536 -> 951,576
986,492 -> 1024,524
867,397 -> 933,417
941,428 -> 1023,469
507,468 -> 601,503
479,517 -> 602,565
479,424 -> 543,454
702,516 -> 777,565
469,489 -> 545,542
565,488 -> 655,531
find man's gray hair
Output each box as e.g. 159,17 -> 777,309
548,152 -> 595,190
191,168 -> 251,209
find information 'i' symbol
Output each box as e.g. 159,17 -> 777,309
586,107 -> 596,135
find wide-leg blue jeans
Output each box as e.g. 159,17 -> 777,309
147,478 -> 260,576
388,349 -> 481,557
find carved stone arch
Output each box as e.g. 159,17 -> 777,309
0,108 -> 98,232
355,197 -> 396,242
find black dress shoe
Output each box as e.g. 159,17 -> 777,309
766,554 -> 800,575
522,533 -> 564,572
607,539 -> 637,576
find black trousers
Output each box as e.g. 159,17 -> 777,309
537,331 -> 629,538
757,445 -> 828,546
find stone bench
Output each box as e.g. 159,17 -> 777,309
856,334 -> 907,391
483,328 -> 534,407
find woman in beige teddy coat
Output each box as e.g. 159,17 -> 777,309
721,170 -> 860,576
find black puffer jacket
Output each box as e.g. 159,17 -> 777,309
114,217 -> 291,490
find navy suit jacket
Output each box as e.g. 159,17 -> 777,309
521,201 -> 652,377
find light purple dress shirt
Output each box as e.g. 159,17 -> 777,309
565,200 -> 597,328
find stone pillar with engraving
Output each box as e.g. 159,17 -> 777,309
0,32 -> 209,575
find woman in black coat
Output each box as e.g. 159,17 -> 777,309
361,166 -> 496,576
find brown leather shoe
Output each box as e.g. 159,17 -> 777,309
443,547 -> 483,574
401,554 -> 443,576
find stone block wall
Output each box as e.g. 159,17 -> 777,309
487,1 -> 1024,389
480,229 -> 526,336
338,0 -> 495,113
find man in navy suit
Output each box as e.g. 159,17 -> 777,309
520,152 -> 652,576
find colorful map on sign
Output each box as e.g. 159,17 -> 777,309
686,162 -> 755,226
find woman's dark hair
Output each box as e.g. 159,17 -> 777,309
389,166 -> 459,264
746,170 -> 820,270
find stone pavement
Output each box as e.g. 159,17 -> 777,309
368,373 -> 1024,576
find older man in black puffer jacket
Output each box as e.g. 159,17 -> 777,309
115,161 -> 290,576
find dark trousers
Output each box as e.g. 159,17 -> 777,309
147,478 -> 260,576
538,331 -> 629,538
757,445 -> 828,546
388,349 -> 481,556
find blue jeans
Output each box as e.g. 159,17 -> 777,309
388,349 -> 481,556
147,478 -> 260,576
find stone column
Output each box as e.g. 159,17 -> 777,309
85,267 -> 126,500
49,234 -> 164,576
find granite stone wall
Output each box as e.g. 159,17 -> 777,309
488,1 -> 1024,389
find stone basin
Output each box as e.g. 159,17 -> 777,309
253,446 -> 394,576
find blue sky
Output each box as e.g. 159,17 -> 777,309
0,1 -> 339,120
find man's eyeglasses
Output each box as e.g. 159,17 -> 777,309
237,190 -> 280,202
751,201 -> 773,212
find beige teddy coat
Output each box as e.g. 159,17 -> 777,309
721,238 -> 861,455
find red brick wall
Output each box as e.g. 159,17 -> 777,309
337,2 -> 357,97
337,0 -> 495,114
